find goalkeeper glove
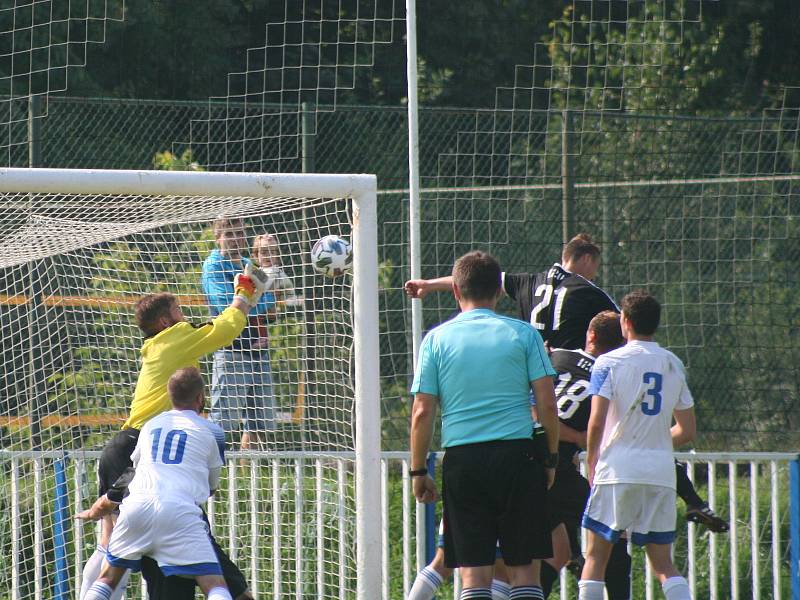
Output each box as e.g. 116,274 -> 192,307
234,263 -> 274,306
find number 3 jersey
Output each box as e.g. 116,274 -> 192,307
549,348 -> 595,469
502,264 -> 618,350
587,340 -> 694,489
128,409 -> 226,505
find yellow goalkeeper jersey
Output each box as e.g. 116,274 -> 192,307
123,306 -> 246,430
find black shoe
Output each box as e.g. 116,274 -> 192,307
565,553 -> 585,578
686,504 -> 729,533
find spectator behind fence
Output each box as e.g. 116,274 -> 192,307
201,218 -> 276,450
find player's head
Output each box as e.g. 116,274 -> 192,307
586,310 -> 624,356
252,233 -> 280,267
620,289 -> 661,338
452,250 -> 502,304
562,233 -> 601,280
168,367 -> 206,413
134,292 -> 184,337
213,216 -> 247,259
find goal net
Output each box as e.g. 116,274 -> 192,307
0,168 -> 380,599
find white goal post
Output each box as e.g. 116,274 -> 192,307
0,167 -> 381,600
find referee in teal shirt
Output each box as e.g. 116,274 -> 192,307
410,251 -> 560,600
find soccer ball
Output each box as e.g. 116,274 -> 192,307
310,234 -> 352,277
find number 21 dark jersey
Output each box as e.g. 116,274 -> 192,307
502,263 -> 618,350
550,348 -> 595,469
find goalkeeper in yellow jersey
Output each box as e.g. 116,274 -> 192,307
79,263 -> 272,600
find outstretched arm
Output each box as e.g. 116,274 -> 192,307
76,494 -> 119,522
404,276 -> 453,299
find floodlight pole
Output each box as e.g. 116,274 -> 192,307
406,0 -> 429,575
561,109 -> 575,244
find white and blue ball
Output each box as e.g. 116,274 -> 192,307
310,234 -> 352,277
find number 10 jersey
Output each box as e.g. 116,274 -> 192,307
129,409 -> 226,505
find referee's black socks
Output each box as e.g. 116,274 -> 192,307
510,586 -> 545,599
460,588 -> 492,600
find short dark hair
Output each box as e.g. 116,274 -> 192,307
134,293 -> 177,337
621,289 -> 661,336
588,310 -> 624,354
168,367 -> 205,409
562,233 -> 601,263
452,251 -> 501,301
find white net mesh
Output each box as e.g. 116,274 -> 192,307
184,0 -> 404,172
0,0 -> 125,165
0,187 -> 363,597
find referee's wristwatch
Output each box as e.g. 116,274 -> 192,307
408,468 -> 428,477
543,453 -> 559,469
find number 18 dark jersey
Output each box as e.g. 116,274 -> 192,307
550,348 -> 595,469
502,263 -> 618,350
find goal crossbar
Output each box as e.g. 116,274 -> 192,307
0,167 -> 376,199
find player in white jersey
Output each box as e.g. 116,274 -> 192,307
578,291 -> 696,600
83,368 -> 233,600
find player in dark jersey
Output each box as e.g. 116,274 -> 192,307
405,234 -> 617,351
541,311 -> 631,599
501,234 -> 617,350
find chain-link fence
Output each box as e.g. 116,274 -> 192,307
5,95 -> 800,451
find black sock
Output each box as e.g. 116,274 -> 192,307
540,561 -> 559,596
604,539 -> 632,600
675,461 -> 705,507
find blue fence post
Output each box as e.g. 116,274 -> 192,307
791,456 -> 800,600
425,452 -> 437,564
53,456 -> 70,600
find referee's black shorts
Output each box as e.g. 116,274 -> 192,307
442,438 -> 552,568
97,428 -> 140,497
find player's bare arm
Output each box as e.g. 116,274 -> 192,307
671,407 -> 696,448
76,494 -> 118,522
410,392 -> 438,503
585,394 -> 610,486
559,422 -> 587,448
531,376 -> 559,488
404,276 -> 453,299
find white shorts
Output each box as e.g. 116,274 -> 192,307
582,483 -> 677,546
106,497 -> 221,576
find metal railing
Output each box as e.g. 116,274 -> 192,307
1,450 -> 798,599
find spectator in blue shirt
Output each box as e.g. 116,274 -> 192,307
409,250 -> 560,600
201,217 -> 276,450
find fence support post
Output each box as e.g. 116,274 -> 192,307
54,456 -> 70,600
791,456 -> 800,600
561,109 -> 575,244
29,94 -> 41,168
425,452 -> 437,564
